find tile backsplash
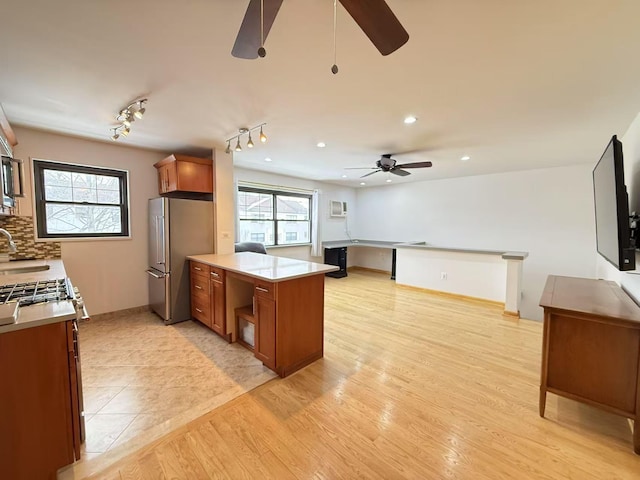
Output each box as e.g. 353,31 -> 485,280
0,216 -> 61,259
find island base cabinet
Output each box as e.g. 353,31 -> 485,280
0,321 -> 79,479
255,294 -> 276,370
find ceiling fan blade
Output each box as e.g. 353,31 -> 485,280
390,169 -> 411,177
361,170 -> 381,178
232,0 -> 284,59
395,161 -> 433,169
338,0 -> 409,56
345,167 -> 379,170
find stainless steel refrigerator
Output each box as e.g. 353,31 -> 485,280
146,197 -> 214,324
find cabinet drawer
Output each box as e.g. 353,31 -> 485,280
254,281 -> 275,299
190,276 -> 209,300
191,297 -> 211,324
190,261 -> 210,277
210,267 -> 225,283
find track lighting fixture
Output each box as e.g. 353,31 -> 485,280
225,123 -> 267,154
109,98 -> 148,141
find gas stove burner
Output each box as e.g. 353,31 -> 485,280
0,278 -> 72,306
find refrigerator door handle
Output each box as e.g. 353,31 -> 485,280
158,215 -> 166,265
146,269 -> 165,279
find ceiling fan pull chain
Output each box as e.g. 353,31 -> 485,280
331,0 -> 339,74
258,0 -> 266,57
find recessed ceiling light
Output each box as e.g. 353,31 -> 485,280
404,115 -> 417,124
360,182 -> 366,186
264,157 -> 272,162
317,142 -> 326,148
341,174 -> 347,178
386,179 -> 392,183
461,155 -> 470,161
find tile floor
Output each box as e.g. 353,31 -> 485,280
79,309 -> 276,455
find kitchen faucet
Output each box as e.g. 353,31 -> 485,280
0,228 -> 17,253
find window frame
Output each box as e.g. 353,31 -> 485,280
33,159 -> 130,239
238,186 -> 312,247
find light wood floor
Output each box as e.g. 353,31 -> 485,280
86,270 -> 639,479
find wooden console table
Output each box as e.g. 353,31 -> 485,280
539,275 -> 640,454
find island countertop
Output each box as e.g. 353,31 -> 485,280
187,252 -> 339,282
0,259 -> 77,335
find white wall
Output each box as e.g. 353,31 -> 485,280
234,167 -> 357,261
354,164 -> 597,320
597,113 -> 640,298
13,127 -> 168,315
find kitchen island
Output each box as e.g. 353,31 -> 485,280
187,252 -> 338,377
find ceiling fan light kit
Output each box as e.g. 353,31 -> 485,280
110,98 -> 147,141
231,0 -> 409,73
346,153 -> 433,178
225,123 -> 268,154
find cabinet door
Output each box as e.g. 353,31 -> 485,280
165,163 -> 178,191
211,278 -> 226,336
255,295 -> 276,370
157,165 -> 167,193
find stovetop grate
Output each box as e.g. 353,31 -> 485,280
0,278 -> 72,306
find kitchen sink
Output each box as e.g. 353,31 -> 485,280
0,265 -> 51,275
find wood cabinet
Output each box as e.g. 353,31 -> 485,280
539,275 -> 640,454
154,154 -> 213,196
255,288 -> 276,370
0,320 -> 82,479
190,261 -> 226,337
211,268 -> 226,336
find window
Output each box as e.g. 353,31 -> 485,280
238,186 -> 311,246
33,160 -> 130,239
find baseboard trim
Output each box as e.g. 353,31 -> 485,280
87,305 -> 151,322
503,310 -> 520,319
348,266 -> 392,275
396,283 -> 505,308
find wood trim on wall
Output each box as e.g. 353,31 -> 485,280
396,282 -> 506,308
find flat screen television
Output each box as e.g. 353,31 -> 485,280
592,135 -> 635,271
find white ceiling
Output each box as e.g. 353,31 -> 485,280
2,0 -> 640,187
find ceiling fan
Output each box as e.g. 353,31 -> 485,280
231,0 -> 409,60
346,154 -> 433,178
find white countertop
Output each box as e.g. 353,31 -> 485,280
0,259 -> 77,335
322,240 -> 528,260
323,239 -> 404,249
187,252 -> 339,282
394,242 -> 528,260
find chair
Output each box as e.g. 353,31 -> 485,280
234,242 -> 267,254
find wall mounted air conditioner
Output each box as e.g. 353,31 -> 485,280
330,200 -> 347,217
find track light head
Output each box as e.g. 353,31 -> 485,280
120,126 -> 130,137
235,137 -> 242,152
134,100 -> 147,119
111,132 -> 119,141
247,133 -> 254,148
225,140 -> 231,154
259,126 -> 267,143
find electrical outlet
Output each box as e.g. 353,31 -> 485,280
440,272 -> 447,280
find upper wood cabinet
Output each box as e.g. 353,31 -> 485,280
154,155 -> 213,196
